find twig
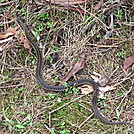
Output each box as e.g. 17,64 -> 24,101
44,124 -> 53,132
0,84 -> 26,89
86,43 -> 118,48
77,113 -> 94,129
0,1 -> 14,6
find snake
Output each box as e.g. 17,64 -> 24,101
16,16 -> 134,127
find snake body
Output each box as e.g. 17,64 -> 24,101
17,16 -> 134,127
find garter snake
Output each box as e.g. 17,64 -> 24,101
16,16 -> 134,127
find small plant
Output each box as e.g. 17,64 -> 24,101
116,52 -> 125,57
91,60 -> 97,63
114,9 -> 124,20
51,45 -> 58,51
2,112 -> 33,132
27,56 -> 35,64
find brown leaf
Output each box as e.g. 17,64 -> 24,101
0,31 -> 15,39
60,52 -> 85,84
94,0 -> 103,10
123,54 -> 134,69
45,0 -> 87,5
98,85 -> 116,98
78,84 -> 94,94
14,27 -> 30,49
78,84 -> 116,97
45,0 -> 90,16
1,27 -> 31,49
76,73 -> 117,97
64,5 -> 90,15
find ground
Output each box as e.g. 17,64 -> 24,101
0,0 -> 134,134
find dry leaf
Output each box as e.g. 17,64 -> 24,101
98,85 -> 116,98
0,31 -> 15,39
78,84 -> 116,97
94,0 -> 103,10
91,72 -> 109,87
123,54 -> 134,69
77,83 -> 116,97
44,0 -> 91,16
79,73 -> 115,97
78,84 -> 94,94
91,75 -> 99,83
60,52 -> 85,84
45,0 -> 87,5
0,30 -> 15,44
63,5 -> 90,16
15,28 -> 31,49
0,36 -> 13,44
0,27 -> 30,49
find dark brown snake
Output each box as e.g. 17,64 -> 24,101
17,16 -> 134,127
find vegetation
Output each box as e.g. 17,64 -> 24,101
0,0 -> 133,133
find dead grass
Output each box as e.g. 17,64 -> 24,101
0,0 -> 134,134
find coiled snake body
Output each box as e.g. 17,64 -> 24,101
17,16 -> 134,127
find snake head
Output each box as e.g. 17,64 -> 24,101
16,16 -> 23,24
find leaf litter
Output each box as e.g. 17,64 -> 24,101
0,0 -> 134,133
